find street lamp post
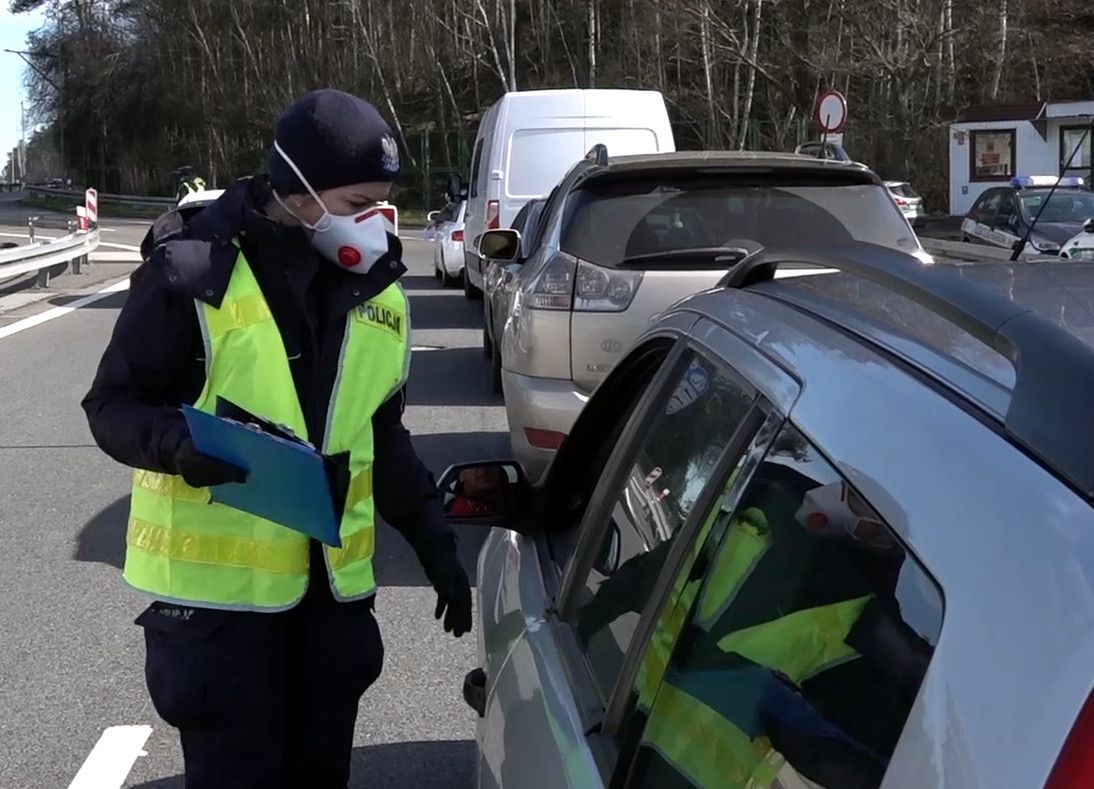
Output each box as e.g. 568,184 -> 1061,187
4,49 -> 63,182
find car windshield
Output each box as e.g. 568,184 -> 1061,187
560,177 -> 920,268
1019,190 -> 1094,224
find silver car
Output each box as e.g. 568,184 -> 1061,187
483,198 -> 548,391
440,247 -> 1094,789
480,150 -> 929,481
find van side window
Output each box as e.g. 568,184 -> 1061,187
619,423 -> 944,789
470,139 -> 484,199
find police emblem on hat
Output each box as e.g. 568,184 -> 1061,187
381,135 -> 400,174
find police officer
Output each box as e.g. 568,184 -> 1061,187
82,90 -> 473,789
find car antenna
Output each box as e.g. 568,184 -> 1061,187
1012,116 -> 1094,261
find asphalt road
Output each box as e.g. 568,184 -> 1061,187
0,219 -> 506,788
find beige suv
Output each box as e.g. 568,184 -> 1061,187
480,149 -> 929,480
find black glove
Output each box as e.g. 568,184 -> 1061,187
174,437 -> 248,488
420,542 -> 473,637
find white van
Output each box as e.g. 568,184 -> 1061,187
462,89 -> 675,298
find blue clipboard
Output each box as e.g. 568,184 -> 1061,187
181,405 -> 341,547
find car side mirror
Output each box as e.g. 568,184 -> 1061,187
438,461 -> 528,524
1084,218 -> 1094,233
479,229 -> 522,262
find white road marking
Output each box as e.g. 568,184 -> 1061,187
411,344 -> 444,351
67,725 -> 152,789
0,277 -> 130,341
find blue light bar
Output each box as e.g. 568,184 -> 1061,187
1011,175 -> 1086,189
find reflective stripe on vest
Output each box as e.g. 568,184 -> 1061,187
640,505 -> 871,788
123,250 -> 409,610
643,683 -> 784,788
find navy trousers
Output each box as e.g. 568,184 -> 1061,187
136,552 -> 384,789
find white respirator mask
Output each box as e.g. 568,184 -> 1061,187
271,140 -> 396,274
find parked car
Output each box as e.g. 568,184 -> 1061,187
482,197 -> 548,389
480,147 -> 929,480
885,180 -> 926,229
462,89 -> 676,300
1061,218 -> 1094,261
442,246 -> 1094,789
960,175 -> 1094,255
432,200 -> 466,286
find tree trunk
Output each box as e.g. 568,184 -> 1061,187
700,2 -> 716,146
737,0 -> 764,150
991,0 -> 1008,100
587,0 -> 597,86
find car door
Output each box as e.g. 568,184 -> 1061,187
990,191 -> 1022,249
476,321 -> 795,788
962,189 -> 1001,243
608,419 -> 946,789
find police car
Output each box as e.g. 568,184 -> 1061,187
960,175 -> 1094,255
1061,219 -> 1094,261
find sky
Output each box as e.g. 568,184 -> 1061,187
0,5 -> 47,159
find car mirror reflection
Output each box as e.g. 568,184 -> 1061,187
439,462 -> 524,521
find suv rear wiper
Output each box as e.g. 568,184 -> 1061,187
620,244 -> 761,268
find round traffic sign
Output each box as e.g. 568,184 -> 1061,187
815,90 -> 848,133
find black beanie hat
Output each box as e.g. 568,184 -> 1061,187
268,89 -> 401,195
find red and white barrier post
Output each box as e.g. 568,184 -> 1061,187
85,188 -> 98,229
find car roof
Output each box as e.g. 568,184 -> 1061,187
689,246 -> 1094,493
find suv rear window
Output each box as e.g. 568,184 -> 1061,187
560,177 -> 919,268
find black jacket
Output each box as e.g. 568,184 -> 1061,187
82,177 -> 458,572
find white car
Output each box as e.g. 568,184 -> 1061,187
1061,218 -> 1094,261
885,180 -> 926,229
432,201 -> 466,287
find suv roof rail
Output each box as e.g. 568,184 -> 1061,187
585,144 -> 610,167
721,243 -> 1094,498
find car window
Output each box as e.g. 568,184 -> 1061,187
1020,190 -> 1094,224
568,351 -> 757,703
996,193 -> 1017,225
618,422 -> 944,789
469,139 -> 484,199
972,190 -> 1002,218
560,177 -> 920,268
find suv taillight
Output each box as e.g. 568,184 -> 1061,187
451,229 -> 464,242
486,200 -> 500,230
1046,691 -> 1094,788
528,253 -> 575,310
574,261 -> 642,312
528,255 -> 644,312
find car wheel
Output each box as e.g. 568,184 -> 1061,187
491,341 -> 503,395
440,263 -> 458,288
483,309 -> 493,359
464,269 -> 482,301
434,255 -> 442,281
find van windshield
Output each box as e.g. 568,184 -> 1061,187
560,177 -> 921,268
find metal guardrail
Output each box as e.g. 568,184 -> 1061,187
0,227 -> 100,286
25,185 -> 175,207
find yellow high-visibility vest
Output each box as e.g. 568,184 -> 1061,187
639,506 -> 872,788
124,249 -> 409,611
